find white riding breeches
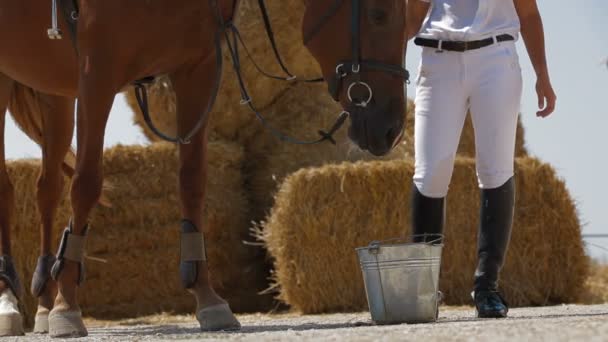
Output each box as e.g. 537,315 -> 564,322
413,41 -> 523,198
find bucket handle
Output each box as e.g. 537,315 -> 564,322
413,233 -> 444,245
367,234 -> 444,253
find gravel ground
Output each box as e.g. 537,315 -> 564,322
11,304 -> 608,341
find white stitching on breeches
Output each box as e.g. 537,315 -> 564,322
413,42 -> 523,198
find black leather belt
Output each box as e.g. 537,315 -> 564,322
414,34 -> 514,52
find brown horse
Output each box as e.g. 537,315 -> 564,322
0,0 -> 408,337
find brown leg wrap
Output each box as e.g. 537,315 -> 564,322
180,220 -> 207,289
51,223 -> 88,285
0,256 -> 22,298
31,254 -> 57,297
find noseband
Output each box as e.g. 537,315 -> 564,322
303,0 -> 410,108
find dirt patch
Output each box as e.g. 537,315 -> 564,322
17,304 -> 608,341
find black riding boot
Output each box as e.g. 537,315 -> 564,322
473,177 -> 515,318
411,184 -> 445,244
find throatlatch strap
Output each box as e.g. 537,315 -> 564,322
180,233 -> 207,262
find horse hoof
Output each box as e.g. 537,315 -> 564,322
196,303 -> 241,331
0,290 -> 24,336
33,310 -> 50,334
0,313 -> 23,336
49,310 -> 88,338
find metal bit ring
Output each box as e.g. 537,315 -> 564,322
347,81 -> 373,108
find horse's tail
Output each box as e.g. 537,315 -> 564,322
7,83 -> 112,207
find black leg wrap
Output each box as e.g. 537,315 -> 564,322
31,254 -> 57,297
411,184 -> 445,244
474,177 -> 515,292
0,255 -> 23,298
179,219 -> 207,289
51,223 -> 88,286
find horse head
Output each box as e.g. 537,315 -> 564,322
303,0 -> 408,156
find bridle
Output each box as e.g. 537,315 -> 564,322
302,0 -> 410,108
134,0 -> 409,145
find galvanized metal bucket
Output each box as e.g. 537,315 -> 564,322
356,237 -> 443,324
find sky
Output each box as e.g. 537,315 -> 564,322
4,1 -> 608,259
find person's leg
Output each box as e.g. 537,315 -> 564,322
412,49 -> 469,243
468,42 -> 523,318
472,178 -> 515,317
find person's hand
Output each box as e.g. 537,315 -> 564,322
535,74 -> 556,118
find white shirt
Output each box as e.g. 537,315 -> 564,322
417,0 -> 520,41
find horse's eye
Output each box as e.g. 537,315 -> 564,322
368,9 -> 388,26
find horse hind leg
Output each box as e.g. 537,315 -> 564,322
170,60 -> 240,332
30,95 -> 75,334
0,74 -> 24,337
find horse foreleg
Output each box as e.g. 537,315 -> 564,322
32,95 -> 75,334
170,59 -> 240,332
0,75 -> 24,336
48,72 -> 114,338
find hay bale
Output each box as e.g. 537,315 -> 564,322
127,79 -> 414,221
8,141 -> 271,323
581,261 -> 608,304
263,157 -> 588,313
83,142 -> 272,317
242,82 -> 414,220
125,0 -> 320,143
